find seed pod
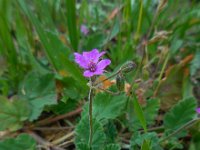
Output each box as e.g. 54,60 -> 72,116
120,61 -> 136,73
116,73 -> 125,92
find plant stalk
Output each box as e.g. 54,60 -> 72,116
88,79 -> 95,148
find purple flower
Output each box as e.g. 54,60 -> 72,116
196,107 -> 200,114
80,25 -> 89,35
74,49 -> 111,77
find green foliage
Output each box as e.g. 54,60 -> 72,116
128,98 -> 159,131
82,92 -> 127,123
66,0 -> 79,50
17,0 -> 88,92
83,33 -> 107,50
50,100 -> 77,115
75,117 -> 106,150
19,72 -> 57,121
164,97 -> 197,131
104,121 -> 118,144
76,143 -> 90,150
190,50 -> 200,76
0,96 -> 30,131
104,144 -> 120,150
141,140 -> 151,150
144,99 -> 160,125
189,123 -> 200,150
130,132 -> 162,150
133,94 -> 147,132
0,134 -> 36,150
0,0 -> 200,149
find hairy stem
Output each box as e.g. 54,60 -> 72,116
88,82 -> 94,148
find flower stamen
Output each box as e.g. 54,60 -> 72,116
88,61 -> 97,72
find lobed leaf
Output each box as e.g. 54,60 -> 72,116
19,72 -> 57,121
164,97 -> 197,131
130,132 -> 162,150
104,144 -> 120,150
75,117 -> 106,150
82,92 -> 127,123
0,134 -> 36,150
0,96 -> 30,131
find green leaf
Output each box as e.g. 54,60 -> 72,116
0,134 -> 36,150
19,72 -> 57,121
141,140 -> 151,150
75,117 -> 106,150
144,99 -> 160,125
66,0 -> 79,50
104,144 -> 120,150
133,94 -> 147,132
190,50 -> 200,76
60,76 -> 86,99
17,0 -> 88,92
170,39 -> 183,54
0,96 -> 30,131
128,98 -> 159,131
164,97 -> 197,131
83,33 -> 106,50
14,9 -> 48,75
76,143 -> 90,150
104,121 -> 118,144
130,132 -> 162,150
33,0 -> 55,30
0,11 -> 20,88
108,19 -> 120,41
82,92 -> 127,123
50,100 -> 77,115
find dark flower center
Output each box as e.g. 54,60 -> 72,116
88,61 -> 97,72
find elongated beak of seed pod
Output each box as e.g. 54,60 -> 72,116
116,73 -> 125,92
120,61 -> 136,73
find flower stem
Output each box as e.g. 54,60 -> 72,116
88,79 -> 95,148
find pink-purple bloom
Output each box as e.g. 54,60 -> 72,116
80,25 -> 89,35
74,49 -> 111,77
196,107 -> 200,114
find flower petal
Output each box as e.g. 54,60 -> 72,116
83,49 -> 99,63
99,51 -> 106,58
83,70 -> 95,77
83,49 -> 105,63
96,59 -> 111,71
74,52 -> 88,69
93,70 -> 103,75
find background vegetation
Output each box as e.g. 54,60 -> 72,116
0,0 -> 200,149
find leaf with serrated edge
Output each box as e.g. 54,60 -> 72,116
0,133 -> 36,150
0,96 -> 30,131
164,97 -> 197,131
75,117 -> 106,150
82,92 -> 127,123
104,144 -> 120,150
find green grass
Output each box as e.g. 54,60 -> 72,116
0,0 -> 200,149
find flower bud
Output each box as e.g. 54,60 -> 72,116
116,73 -> 125,92
120,61 -> 136,73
